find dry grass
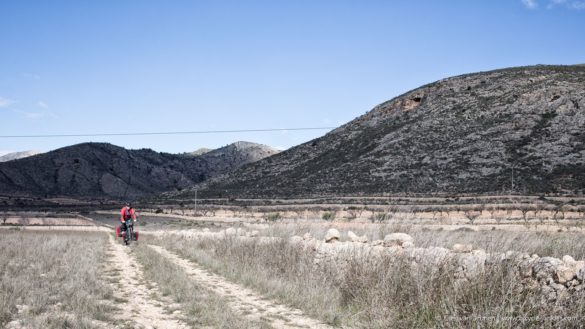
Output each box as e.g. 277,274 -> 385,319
133,243 -> 271,329
264,222 -> 585,259
146,229 -> 585,328
0,230 -> 115,328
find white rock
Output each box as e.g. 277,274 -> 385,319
371,245 -> 386,255
554,265 -> 575,284
325,228 -> 340,243
386,246 -> 404,255
452,243 -> 473,253
562,255 -> 576,265
426,247 -> 451,260
457,251 -> 487,278
303,232 -> 312,240
575,260 -> 585,272
533,257 -> 563,281
402,241 -> 414,249
358,235 -> 368,243
383,233 -> 413,247
347,231 -> 359,242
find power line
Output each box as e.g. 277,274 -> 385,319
0,127 -> 337,138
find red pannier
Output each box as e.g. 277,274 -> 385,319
116,224 -> 122,237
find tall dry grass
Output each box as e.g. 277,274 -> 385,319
146,231 -> 585,328
0,230 -> 115,328
133,243 -> 271,329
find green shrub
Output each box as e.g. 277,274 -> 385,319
371,212 -> 386,222
322,212 -> 336,221
265,212 -> 282,222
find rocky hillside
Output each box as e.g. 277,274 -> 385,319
0,151 -> 42,162
198,141 -> 279,174
175,65 -> 585,198
187,148 -> 212,156
0,141 -> 276,199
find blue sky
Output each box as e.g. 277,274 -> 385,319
1,0 -> 584,155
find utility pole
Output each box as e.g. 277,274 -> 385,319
194,189 -> 198,216
511,164 -> 516,193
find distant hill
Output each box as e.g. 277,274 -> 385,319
171,65 -> 585,198
198,141 -> 279,174
0,141 -> 278,199
0,151 -> 42,162
187,148 -> 213,156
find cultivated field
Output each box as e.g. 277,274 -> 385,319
1,209 -> 585,328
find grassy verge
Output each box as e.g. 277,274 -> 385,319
146,233 -> 585,328
0,231 -> 115,328
133,243 -> 271,329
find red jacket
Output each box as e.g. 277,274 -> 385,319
120,207 -> 136,222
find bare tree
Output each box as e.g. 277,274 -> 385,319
520,206 -> 531,224
487,205 -> 501,224
552,205 -> 564,225
535,203 -> 547,225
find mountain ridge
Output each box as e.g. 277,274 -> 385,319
0,151 -> 43,162
170,64 -> 585,199
0,141 -> 277,199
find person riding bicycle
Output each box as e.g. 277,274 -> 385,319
120,202 -> 137,234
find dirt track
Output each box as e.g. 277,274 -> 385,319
104,234 -> 189,329
14,224 -> 334,328
149,244 -> 336,329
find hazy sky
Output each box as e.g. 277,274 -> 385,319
1,0 -> 584,155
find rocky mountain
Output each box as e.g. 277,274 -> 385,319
174,65 -> 585,198
187,148 -> 213,156
0,151 -> 43,162
0,141 -> 277,199
198,141 -> 280,174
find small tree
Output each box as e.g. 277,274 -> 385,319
464,210 -> 481,225
552,205 -> 564,225
1,212 -> 7,225
535,203 -> 547,225
520,206 -> 531,224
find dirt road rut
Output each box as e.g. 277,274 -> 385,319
105,235 -> 188,329
148,244 -> 337,329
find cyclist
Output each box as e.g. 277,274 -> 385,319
120,202 -> 137,236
